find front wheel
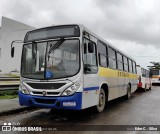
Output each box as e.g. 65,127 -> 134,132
95,88 -> 106,112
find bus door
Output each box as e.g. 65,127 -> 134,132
82,35 -> 99,109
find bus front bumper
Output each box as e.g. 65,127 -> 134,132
18,91 -> 82,110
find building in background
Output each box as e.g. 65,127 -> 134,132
0,16 -> 35,74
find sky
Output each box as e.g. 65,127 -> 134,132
0,0 -> 160,69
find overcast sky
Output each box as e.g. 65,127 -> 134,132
1,0 -> 160,68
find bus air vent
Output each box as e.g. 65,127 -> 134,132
34,98 -> 56,104
27,83 -> 66,89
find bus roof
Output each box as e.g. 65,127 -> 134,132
25,24 -> 136,62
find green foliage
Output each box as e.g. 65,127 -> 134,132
0,95 -> 18,99
0,90 -> 18,96
0,90 -> 18,99
147,62 -> 160,70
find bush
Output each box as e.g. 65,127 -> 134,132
0,90 -> 18,96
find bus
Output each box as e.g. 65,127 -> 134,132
11,24 -> 138,112
136,65 -> 152,91
150,69 -> 160,84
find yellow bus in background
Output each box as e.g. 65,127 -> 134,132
150,70 -> 160,85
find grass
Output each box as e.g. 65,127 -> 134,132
0,90 -> 18,99
0,95 -> 18,99
4,73 -> 20,77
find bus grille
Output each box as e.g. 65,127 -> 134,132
32,91 -> 60,96
27,82 -> 66,89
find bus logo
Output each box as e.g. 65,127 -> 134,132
42,91 -> 47,96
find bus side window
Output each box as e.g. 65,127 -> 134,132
108,47 -> 117,69
123,56 -> 129,72
83,38 -> 98,74
129,59 -> 133,73
132,61 -> 137,74
97,41 -> 108,67
142,68 -> 145,77
117,52 -> 123,71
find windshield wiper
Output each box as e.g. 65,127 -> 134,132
48,38 -> 65,54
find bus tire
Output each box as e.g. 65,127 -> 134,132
125,84 -> 131,100
95,88 -> 106,112
144,84 -> 147,92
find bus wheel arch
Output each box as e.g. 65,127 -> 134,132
144,84 -> 147,92
101,83 -> 109,102
129,82 -> 131,89
125,83 -> 131,100
95,83 -> 108,113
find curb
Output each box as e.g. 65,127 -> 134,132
0,107 -> 38,117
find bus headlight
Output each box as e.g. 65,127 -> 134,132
19,83 -> 29,95
61,82 -> 80,96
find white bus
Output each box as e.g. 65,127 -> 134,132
11,24 -> 138,112
137,65 -> 152,91
150,70 -> 160,84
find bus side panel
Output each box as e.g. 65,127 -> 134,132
98,77 -> 119,101
99,67 -> 138,99
82,88 -> 99,109
98,67 -> 119,101
129,73 -> 138,93
82,75 -> 99,109
121,77 -> 129,97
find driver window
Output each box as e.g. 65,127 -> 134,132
83,38 -> 98,74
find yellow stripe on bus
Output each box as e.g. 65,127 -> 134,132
99,67 -> 137,79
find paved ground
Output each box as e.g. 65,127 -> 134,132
0,86 -> 160,134
0,98 -> 20,112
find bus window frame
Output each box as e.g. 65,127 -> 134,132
83,37 -> 98,74
117,52 -> 124,71
108,46 -> 117,70
97,40 -> 108,68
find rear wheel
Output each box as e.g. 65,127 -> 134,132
96,88 -> 106,112
144,84 -> 147,92
125,84 -> 131,100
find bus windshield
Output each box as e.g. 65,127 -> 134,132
21,39 -> 80,79
150,70 -> 159,75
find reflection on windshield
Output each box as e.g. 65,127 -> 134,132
21,39 -> 80,79
46,40 -> 79,79
21,42 -> 47,79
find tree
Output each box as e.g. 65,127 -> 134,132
147,62 -> 160,70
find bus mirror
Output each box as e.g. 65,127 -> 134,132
88,42 -> 94,53
11,47 -> 15,57
10,40 -> 23,58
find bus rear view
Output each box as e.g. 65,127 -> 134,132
150,70 -> 160,85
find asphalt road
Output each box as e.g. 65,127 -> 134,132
0,86 -> 160,134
